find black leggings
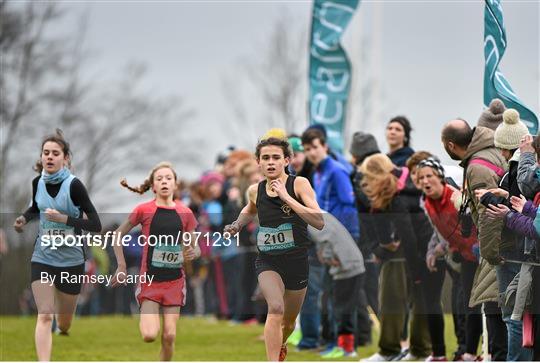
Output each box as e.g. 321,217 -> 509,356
334,274 -> 363,335
461,260 -> 507,360
460,260 -> 483,355
421,260 -> 446,357
484,302 -> 508,361
447,264 -> 467,356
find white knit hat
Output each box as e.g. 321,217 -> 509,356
494,109 -> 529,150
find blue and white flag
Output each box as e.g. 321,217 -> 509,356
309,0 -> 359,153
484,0 -> 538,134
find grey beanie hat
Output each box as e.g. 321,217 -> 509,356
478,98 -> 507,130
349,131 -> 380,162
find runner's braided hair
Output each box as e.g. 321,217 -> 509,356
121,161 -> 177,194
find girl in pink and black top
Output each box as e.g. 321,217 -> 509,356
111,162 -> 200,361
417,157 -> 481,361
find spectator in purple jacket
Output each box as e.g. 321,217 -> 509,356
485,196 -> 538,239
484,176 -> 540,362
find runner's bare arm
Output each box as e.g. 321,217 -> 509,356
183,230 -> 201,261
111,219 -> 135,286
224,184 -> 258,234
271,176 -> 324,230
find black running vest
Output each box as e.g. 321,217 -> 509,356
255,176 -> 310,255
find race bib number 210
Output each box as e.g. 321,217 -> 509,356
257,223 -> 295,252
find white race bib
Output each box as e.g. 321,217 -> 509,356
257,223 -> 295,252
151,245 -> 183,268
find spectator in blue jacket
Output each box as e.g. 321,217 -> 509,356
301,128 -> 359,240
301,127 -> 360,356
305,124 -> 353,174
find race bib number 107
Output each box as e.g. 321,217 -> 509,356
151,245 -> 183,268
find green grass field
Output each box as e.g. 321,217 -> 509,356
1,315 -> 459,361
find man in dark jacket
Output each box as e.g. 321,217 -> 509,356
442,119 -> 511,360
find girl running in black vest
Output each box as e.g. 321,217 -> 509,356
224,137 -> 324,361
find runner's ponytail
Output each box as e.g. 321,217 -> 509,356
120,178 -> 152,194
120,161 -> 177,194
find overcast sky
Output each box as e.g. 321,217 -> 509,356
53,0 -> 539,209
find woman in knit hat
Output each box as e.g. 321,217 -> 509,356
416,157 -> 481,361
494,109 -> 529,161
477,109 -> 529,211
477,109 -> 535,361
478,109 -> 530,201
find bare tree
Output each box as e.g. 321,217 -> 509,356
222,11 -> 308,139
72,63 -> 197,203
1,1 -> 198,213
0,2 -> 71,210
0,0 -> 199,313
